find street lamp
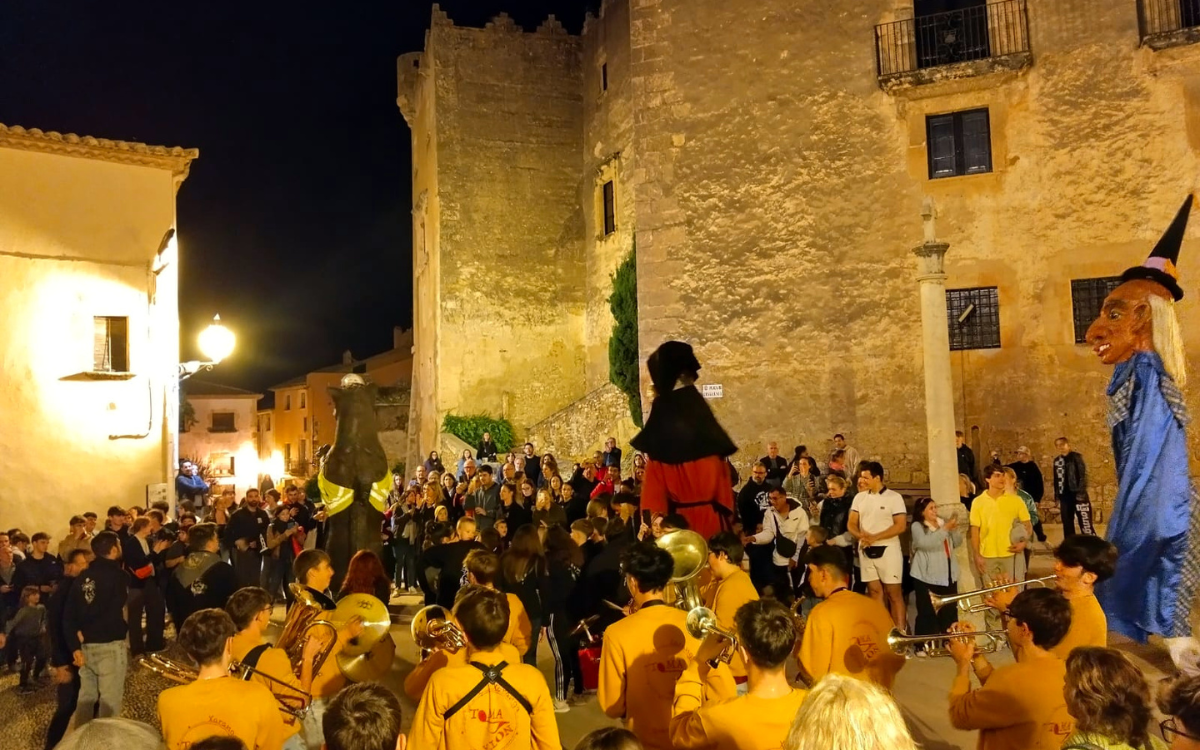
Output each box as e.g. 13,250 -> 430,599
179,315 -> 235,380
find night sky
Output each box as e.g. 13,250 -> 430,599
0,0 -> 590,392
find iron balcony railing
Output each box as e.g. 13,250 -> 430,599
1139,0 -> 1200,44
876,0 -> 1031,79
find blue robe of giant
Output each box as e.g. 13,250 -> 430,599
1098,350 -> 1200,642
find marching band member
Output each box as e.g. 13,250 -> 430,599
292,549 -> 363,749
599,541 -> 732,750
410,587 -> 560,750
465,549 -> 532,656
985,534 -> 1116,660
226,587 -> 323,750
797,546 -> 904,690
947,588 -> 1076,750
703,532 -> 759,693
403,584 -> 523,701
670,600 -> 806,750
157,609 -> 285,750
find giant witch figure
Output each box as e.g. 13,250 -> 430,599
318,374 -> 390,588
631,341 -> 738,538
1086,195 -> 1200,646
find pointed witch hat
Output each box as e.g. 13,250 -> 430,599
1119,194 -> 1195,301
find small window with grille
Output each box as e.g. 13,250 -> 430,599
946,287 -> 1001,351
1071,277 -> 1122,344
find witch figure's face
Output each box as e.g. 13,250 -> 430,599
1086,280 -> 1161,366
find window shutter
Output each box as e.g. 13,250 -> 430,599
94,317 -> 111,371
928,115 -> 958,178
961,110 -> 992,174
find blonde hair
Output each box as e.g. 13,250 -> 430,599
1150,294 -> 1187,388
785,674 -> 917,750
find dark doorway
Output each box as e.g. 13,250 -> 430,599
1184,0 -> 1200,30
914,0 -> 991,69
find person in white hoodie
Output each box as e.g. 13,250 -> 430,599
741,486 -> 808,605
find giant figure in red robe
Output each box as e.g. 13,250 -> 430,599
631,341 -> 738,538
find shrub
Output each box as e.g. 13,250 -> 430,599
608,242 -> 642,427
442,414 -> 516,453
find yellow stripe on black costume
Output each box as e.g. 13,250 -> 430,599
318,472 -> 390,515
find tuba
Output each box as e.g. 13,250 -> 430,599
278,584 -> 394,682
656,530 -> 709,612
411,605 -> 467,659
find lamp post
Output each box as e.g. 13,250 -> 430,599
179,315 -> 235,380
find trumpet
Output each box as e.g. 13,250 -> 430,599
685,606 -> 739,668
886,628 -> 1010,658
411,605 -> 467,659
931,575 -> 1055,614
138,653 -> 312,719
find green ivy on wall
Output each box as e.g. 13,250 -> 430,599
608,241 -> 642,427
442,414 -> 517,453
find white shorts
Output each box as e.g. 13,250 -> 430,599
858,544 -> 903,585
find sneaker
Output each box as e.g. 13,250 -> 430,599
553,698 -> 570,713
568,693 -> 588,706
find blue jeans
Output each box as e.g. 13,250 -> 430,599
75,641 -> 128,727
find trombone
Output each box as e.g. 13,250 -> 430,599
931,575 -> 1055,614
138,653 -> 312,719
685,606 -> 739,668
886,628 -> 1010,658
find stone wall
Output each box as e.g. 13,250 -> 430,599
623,0 -> 1200,503
403,7 -> 590,446
403,0 -> 1200,508
524,382 -> 640,463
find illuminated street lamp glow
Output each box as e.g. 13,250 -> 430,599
199,315 -> 235,363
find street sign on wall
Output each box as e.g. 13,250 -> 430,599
701,384 -> 723,399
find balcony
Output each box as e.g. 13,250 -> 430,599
1140,0 -> 1200,50
875,1 -> 1032,91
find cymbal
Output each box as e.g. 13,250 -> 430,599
333,594 -> 391,656
337,633 -> 396,683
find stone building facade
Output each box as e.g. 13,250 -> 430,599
397,0 -> 1200,508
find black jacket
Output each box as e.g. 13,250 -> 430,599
14,553 -> 62,592
1007,460 -> 1045,502
737,480 -> 772,531
167,551 -> 237,626
1054,452 -> 1088,496
64,557 -> 128,650
121,535 -> 161,590
46,574 -> 76,666
957,444 -> 977,484
224,507 -> 270,549
419,540 -> 485,608
500,501 -> 533,540
760,456 -> 788,486
477,440 -> 499,462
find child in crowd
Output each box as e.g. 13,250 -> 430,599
793,525 -> 831,620
7,584 -> 48,692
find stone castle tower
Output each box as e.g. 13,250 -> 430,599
398,0 -> 1200,507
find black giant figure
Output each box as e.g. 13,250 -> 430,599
318,374 -> 389,589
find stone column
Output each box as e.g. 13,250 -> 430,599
913,199 -> 981,614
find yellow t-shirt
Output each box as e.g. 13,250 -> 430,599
1051,593 -> 1107,660
600,603 -> 702,750
706,570 -> 759,680
798,589 -> 905,690
230,631 -> 302,740
671,662 -> 806,750
405,641 -> 523,701
505,592 -> 533,658
410,649 -> 561,750
158,676 -> 286,750
949,653 -> 1074,750
970,493 -> 1031,559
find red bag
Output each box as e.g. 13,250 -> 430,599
132,563 -> 154,580
578,639 -> 602,691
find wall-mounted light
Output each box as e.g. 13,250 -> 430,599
180,315 -> 235,380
